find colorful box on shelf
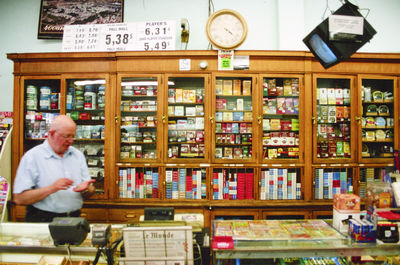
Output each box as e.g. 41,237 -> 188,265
333,194 -> 361,233
334,193 -> 361,213
348,217 -> 376,243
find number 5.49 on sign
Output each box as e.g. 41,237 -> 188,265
144,41 -> 171,51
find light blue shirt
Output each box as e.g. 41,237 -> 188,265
13,140 -> 90,213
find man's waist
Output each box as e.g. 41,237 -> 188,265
28,205 -> 81,216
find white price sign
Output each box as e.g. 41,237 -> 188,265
135,21 -> 176,51
62,20 -> 176,52
100,23 -> 135,51
62,24 -> 101,52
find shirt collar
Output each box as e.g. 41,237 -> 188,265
43,139 -> 73,159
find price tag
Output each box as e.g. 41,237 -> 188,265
62,24 -> 101,52
135,21 -> 176,51
62,21 -> 176,52
100,23 -> 135,51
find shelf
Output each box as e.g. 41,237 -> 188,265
8,51 -> 400,229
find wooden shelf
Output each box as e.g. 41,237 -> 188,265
8,50 -> 400,228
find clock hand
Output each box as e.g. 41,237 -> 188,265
224,28 -> 233,35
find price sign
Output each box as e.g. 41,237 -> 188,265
100,23 -> 135,51
62,24 -> 101,52
62,21 -> 176,52
135,21 -> 176,51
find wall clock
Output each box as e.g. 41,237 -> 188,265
206,9 -> 248,50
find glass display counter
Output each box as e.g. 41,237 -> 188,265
0,222 -> 124,264
212,220 -> 400,264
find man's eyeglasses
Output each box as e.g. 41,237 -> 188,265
56,132 -> 75,140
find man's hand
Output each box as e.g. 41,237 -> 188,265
53,178 -> 74,191
73,179 -> 96,192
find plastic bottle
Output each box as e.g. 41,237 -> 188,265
84,85 -> 96,110
39,86 -> 51,110
347,178 -> 353,193
66,86 -> 74,110
97,85 -> 105,110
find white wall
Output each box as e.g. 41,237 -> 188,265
1,0 -> 399,111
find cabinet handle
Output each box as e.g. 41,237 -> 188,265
80,213 -> 87,217
355,116 -> 362,124
311,116 -> 316,124
162,115 -> 167,124
209,116 -> 214,124
126,214 -> 136,218
115,115 -> 119,124
257,115 -> 262,125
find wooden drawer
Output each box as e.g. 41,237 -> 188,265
312,210 -> 333,219
108,208 -> 143,223
80,207 -> 107,222
262,209 -> 311,220
12,205 -> 26,222
211,208 -> 260,221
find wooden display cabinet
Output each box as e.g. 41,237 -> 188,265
19,76 -> 61,155
312,74 -> 357,164
18,74 -> 111,200
357,75 -> 398,163
7,51 -> 400,230
260,74 -> 304,163
116,75 -> 163,163
165,74 -> 211,163
211,73 -> 259,163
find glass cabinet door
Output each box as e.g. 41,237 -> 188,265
118,76 -> 160,162
118,166 -> 160,199
23,77 -> 61,153
314,76 -> 354,162
359,76 -> 396,162
213,76 -> 256,162
314,166 -> 354,199
261,76 -> 301,161
166,76 -> 208,162
65,78 -> 106,198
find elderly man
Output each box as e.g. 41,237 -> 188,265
13,115 -> 95,222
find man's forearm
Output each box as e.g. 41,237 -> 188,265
13,186 -> 55,205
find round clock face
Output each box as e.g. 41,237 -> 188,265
206,9 -> 248,50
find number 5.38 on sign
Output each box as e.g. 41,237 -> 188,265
105,33 -> 133,46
